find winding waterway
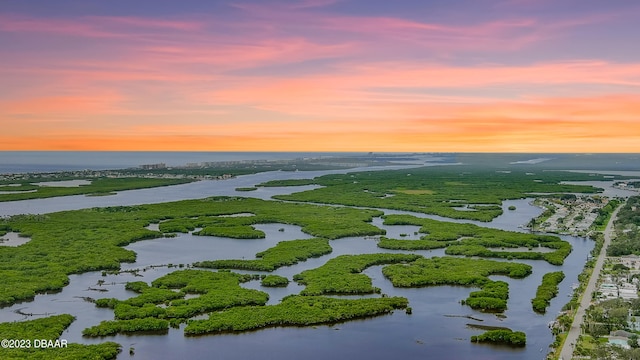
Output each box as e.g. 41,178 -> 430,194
0,167 -> 598,360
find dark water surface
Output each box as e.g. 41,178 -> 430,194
0,166 -> 597,360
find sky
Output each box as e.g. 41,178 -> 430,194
1,0 -> 639,152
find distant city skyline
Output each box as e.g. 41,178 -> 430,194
1,0 -> 639,152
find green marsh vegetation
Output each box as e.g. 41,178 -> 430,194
463,281 -> 510,311
382,257 -> 532,312
159,214 -> 267,239
120,280 -> 185,306
470,329 -> 526,346
531,271 -> 565,313
0,314 -> 120,359
88,267 -> 408,337
293,253 -> 421,295
235,187 -> 257,191
261,275 -> 290,287
195,224 -> 266,239
92,269 -> 267,321
444,241 -> 571,266
377,214 -> 571,265
194,238 -> 332,271
86,270 -> 268,336
0,177 -> 192,202
257,179 -> 318,187
82,318 -> 170,337
184,295 -> 408,335
153,197 -> 384,239
265,166 -> 607,222
0,197 -> 382,307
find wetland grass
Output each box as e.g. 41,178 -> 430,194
0,314 -> 120,358
194,238 -> 332,271
294,253 -> 421,295
184,295 -> 408,335
0,197 -> 382,306
383,256 -> 531,312
531,271 -> 565,313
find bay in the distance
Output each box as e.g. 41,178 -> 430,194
0,151 -> 369,174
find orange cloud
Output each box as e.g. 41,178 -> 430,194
199,60 -> 640,120
3,93 -> 638,152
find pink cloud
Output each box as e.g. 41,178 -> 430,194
87,16 -> 203,31
0,14 -> 121,38
0,14 -> 203,38
290,0 -> 342,9
198,60 -> 640,119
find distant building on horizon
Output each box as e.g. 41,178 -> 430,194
140,163 -> 166,170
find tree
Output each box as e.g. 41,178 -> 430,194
591,323 -> 609,338
608,307 -> 630,329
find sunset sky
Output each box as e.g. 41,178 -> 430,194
1,0 -> 639,152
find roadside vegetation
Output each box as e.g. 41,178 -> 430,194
546,232 -> 603,358
566,199 -> 640,359
548,200 -> 631,359
593,199 -> 622,231
607,196 -> 640,256
571,298 -> 640,359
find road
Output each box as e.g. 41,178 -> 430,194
558,204 -> 622,360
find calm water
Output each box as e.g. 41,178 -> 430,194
0,163 -> 427,217
0,161 -> 604,360
0,151 -> 375,174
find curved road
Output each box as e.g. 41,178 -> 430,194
559,204 -> 623,360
